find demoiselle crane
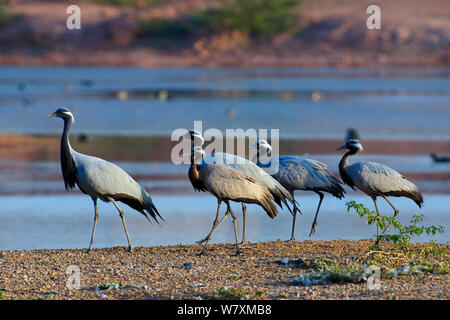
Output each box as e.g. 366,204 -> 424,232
337,138 -> 423,243
46,108 -> 162,252
250,140 -> 345,240
187,146 -> 278,255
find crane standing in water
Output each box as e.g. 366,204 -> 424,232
46,108 -> 162,252
337,139 -> 423,243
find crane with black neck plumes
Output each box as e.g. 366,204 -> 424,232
46,108 -> 162,252
337,138 -> 423,243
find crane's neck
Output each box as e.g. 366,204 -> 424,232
61,118 -> 73,153
339,150 -> 356,187
188,152 -> 204,191
60,117 -> 77,189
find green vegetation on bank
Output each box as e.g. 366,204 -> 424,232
140,0 -> 303,38
0,1 -> 13,26
91,0 -> 165,6
288,201 -> 448,287
194,0 -> 303,37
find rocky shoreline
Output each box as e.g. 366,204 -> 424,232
0,240 -> 448,300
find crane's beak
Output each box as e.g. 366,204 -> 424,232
336,144 -> 347,150
45,113 -> 55,118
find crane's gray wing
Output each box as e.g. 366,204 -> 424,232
346,161 -> 420,196
199,165 -> 278,218
73,152 -> 142,200
201,152 -> 295,209
275,157 -> 344,198
73,152 -> 162,222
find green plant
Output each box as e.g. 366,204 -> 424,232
0,2 -> 13,26
346,201 -> 444,251
97,283 -> 123,290
139,0 -> 303,39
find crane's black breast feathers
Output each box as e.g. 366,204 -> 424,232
339,167 -> 356,190
61,149 -> 77,190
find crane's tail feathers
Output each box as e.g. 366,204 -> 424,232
257,189 -> 279,219
294,200 -> 302,215
327,173 -> 346,199
385,189 -> 424,209
141,189 -> 164,224
412,191 -> 424,208
273,184 -> 296,214
261,196 -> 278,219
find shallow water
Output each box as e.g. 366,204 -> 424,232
0,67 -> 449,250
0,194 -> 448,251
0,67 -> 449,140
0,155 -> 449,195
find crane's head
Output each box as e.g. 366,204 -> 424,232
45,108 -> 74,122
249,139 -> 272,152
186,129 -> 204,146
337,139 -> 363,153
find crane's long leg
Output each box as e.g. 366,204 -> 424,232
288,191 -> 299,242
372,196 -> 381,245
240,203 -> 247,244
309,192 -> 324,237
111,199 -> 133,252
196,200 -> 222,244
227,201 -> 240,256
86,198 -> 99,253
198,202 -> 230,256
381,196 -> 399,235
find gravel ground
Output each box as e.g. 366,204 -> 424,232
0,240 -> 448,300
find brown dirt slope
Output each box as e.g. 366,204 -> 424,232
0,0 -> 448,67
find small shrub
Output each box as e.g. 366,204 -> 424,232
345,200 -> 444,251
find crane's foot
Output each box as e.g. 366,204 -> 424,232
239,239 -> 247,245
285,238 -> 295,243
85,248 -> 91,254
196,237 -> 209,244
126,245 -> 133,252
231,248 -> 241,256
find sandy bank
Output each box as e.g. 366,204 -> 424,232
0,240 -> 448,300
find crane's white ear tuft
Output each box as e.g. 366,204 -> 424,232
62,109 -> 74,121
